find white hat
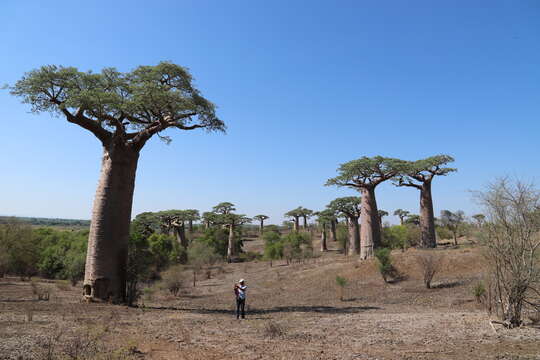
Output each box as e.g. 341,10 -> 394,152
239,279 -> 245,283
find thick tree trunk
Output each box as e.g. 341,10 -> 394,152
83,145 -> 139,302
227,224 -> 235,260
360,187 -> 380,259
188,220 -> 193,233
293,217 -> 299,232
303,216 -> 308,230
348,216 -> 360,255
205,221 -> 210,230
419,181 -> 437,248
259,219 -> 264,236
320,223 -> 328,252
330,220 -> 337,242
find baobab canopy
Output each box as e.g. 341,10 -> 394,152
10,62 -> 226,148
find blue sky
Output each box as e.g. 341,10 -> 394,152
0,1 -> 538,224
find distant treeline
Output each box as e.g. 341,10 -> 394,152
0,216 -> 90,227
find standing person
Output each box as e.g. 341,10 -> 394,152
234,279 -> 247,319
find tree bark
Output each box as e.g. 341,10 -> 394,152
419,180 -> 437,248
227,224 -> 236,260
320,223 -> 328,252
259,219 -> 264,236
348,216 -> 360,255
293,217 -> 299,232
303,216 -> 308,230
174,223 -> 188,263
360,187 -> 380,259
188,220 -> 193,233
83,144 -> 139,302
330,220 -> 337,242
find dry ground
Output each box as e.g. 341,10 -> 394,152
1,237 -> 539,360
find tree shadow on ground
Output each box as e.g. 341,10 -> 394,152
142,305 -> 380,315
431,281 -> 463,289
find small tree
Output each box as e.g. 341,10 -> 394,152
298,207 -> 314,230
374,248 -> 398,283
440,210 -> 465,246
393,209 -> 410,225
335,276 -> 348,301
476,178 -> 540,327
416,252 -> 443,289
187,241 -> 220,286
472,214 -> 486,228
253,215 -> 270,236
285,208 -> 303,232
328,197 -> 361,255
263,231 -> 282,267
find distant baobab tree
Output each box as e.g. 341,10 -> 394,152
11,62 -> 225,302
393,209 -> 410,225
326,156 -> 407,259
213,202 -> 236,215
285,207 -> 303,232
315,209 -> 336,252
298,207 -> 314,230
396,155 -> 456,248
253,215 -> 270,235
328,197 -> 361,255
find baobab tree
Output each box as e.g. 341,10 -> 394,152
298,207 -> 314,230
202,211 -> 218,229
378,210 -> 389,228
393,209 -> 410,225
184,209 -> 200,233
326,156 -> 407,259
315,210 -> 335,252
253,215 -> 270,235
328,197 -> 361,255
158,210 -> 189,263
11,62 -> 225,302
217,213 -> 251,261
213,202 -> 236,215
440,210 -> 465,246
396,155 -> 456,248
285,207 -> 303,232
472,214 -> 486,227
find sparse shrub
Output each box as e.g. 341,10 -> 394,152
335,276 -> 348,301
416,252 -> 443,289
31,280 -> 50,301
263,321 -> 286,338
55,280 -> 70,292
374,248 -> 399,283
336,224 -> 349,253
188,241 -> 221,286
473,281 -> 486,303
160,265 -> 187,296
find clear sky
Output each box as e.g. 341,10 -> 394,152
0,1 -> 538,224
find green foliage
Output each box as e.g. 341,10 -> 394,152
126,229 -> 154,305
336,224 -> 349,252
10,62 -> 225,138
212,202 -> 236,214
381,225 -> 420,250
147,233 -> 175,271
0,222 -> 40,278
327,197 -> 361,218
188,241 -> 220,270
195,227 -> 231,257
473,281 -> 486,303
374,248 -> 398,283
326,156 -> 408,188
335,275 -> 348,287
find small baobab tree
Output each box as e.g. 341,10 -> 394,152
213,202 -> 236,215
472,213 -> 486,228
298,207 -> 314,230
440,210 -> 465,246
326,156 -> 407,259
202,211 -> 218,229
285,207 -> 303,232
328,197 -> 361,255
378,210 -> 389,228
184,209 -> 200,234
253,215 -> 270,236
396,155 -> 456,248
217,213 -> 251,261
393,209 -> 410,225
315,209 -> 335,252
10,62 -> 225,301
159,210 -> 189,263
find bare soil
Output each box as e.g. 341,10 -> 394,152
1,237 -> 539,359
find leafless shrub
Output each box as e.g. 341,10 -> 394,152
476,178 -> 540,328
160,265 -> 187,296
31,280 -> 50,301
263,321 -> 286,339
24,305 -> 33,322
416,252 -> 443,289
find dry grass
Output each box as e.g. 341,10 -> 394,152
1,239 -> 539,359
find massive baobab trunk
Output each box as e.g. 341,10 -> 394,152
419,181 -> 436,248
188,220 -> 194,233
360,187 -> 380,259
173,222 -> 188,263
320,223 -> 328,252
227,224 -> 236,260
348,217 -> 360,255
302,216 -> 308,230
83,145 -> 139,302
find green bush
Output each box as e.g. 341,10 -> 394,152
374,248 -> 399,283
473,281 -> 486,303
335,276 -> 348,301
